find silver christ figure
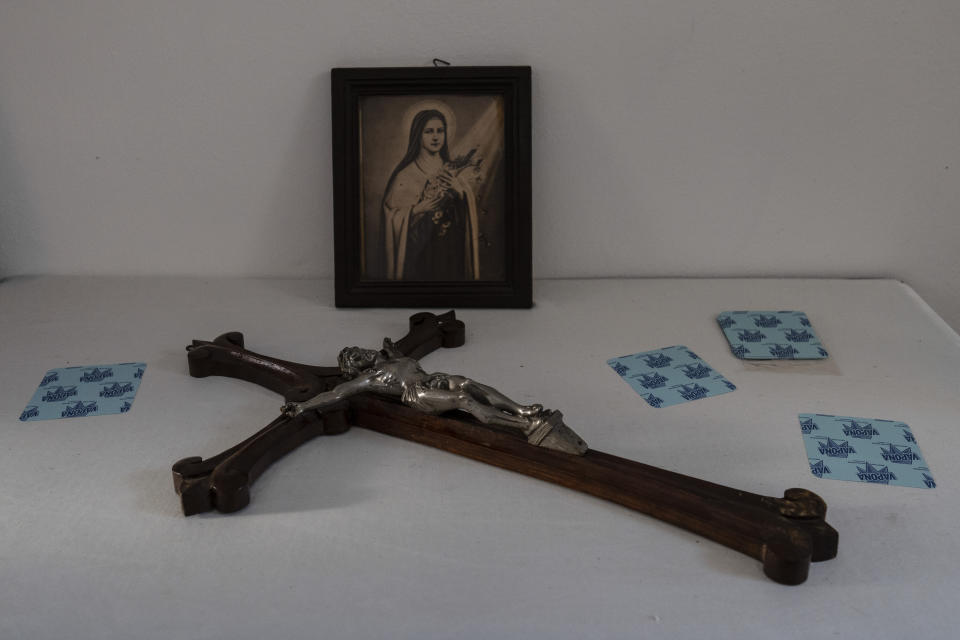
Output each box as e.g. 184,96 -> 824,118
283,339 -> 588,455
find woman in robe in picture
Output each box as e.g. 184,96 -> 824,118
381,109 -> 480,281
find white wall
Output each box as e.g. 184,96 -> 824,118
1,1 -> 958,326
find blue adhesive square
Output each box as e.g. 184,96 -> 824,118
799,414 -> 935,488
717,311 -> 828,359
607,346 -> 736,408
19,363 -> 147,422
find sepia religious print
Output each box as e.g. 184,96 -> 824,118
359,95 -> 505,282
332,66 -> 531,308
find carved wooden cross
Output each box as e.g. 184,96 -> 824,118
173,311 -> 837,585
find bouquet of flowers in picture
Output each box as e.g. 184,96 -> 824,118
421,148 -> 484,203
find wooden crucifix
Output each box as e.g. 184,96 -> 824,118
173,311 -> 837,585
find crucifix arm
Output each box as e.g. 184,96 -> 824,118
283,375 -> 375,416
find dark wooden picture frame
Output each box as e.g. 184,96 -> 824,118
332,66 -> 532,308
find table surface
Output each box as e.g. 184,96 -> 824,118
2,276 -> 958,639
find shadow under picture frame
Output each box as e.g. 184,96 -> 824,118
332,66 -> 532,308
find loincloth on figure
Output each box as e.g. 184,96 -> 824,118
400,374 -> 456,414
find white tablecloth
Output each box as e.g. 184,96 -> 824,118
1,277 -> 957,639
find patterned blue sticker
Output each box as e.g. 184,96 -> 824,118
607,346 -> 736,408
799,414 -> 935,488
19,363 -> 146,422
717,311 -> 828,360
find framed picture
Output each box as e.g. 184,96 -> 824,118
332,66 -> 532,308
